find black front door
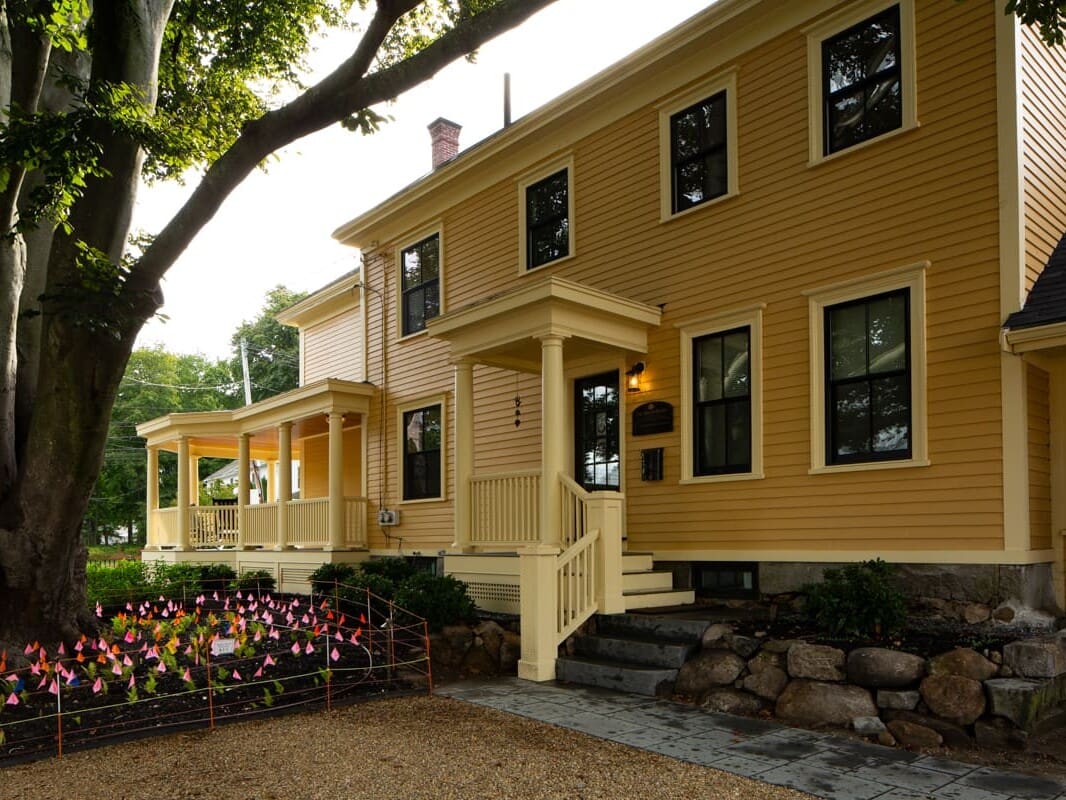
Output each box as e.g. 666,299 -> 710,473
574,371 -> 620,491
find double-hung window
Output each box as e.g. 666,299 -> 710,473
524,167 -> 571,269
402,404 -> 442,501
693,326 -> 752,475
400,234 -> 440,336
670,91 -> 728,214
824,290 -> 910,463
807,0 -> 916,162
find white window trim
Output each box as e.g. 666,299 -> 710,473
396,223 -> 444,342
677,303 -> 765,484
805,0 -> 918,166
518,155 -> 575,274
658,68 -> 740,222
397,394 -> 447,504
805,262 -> 929,474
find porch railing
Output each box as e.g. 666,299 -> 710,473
554,475 -> 598,639
470,470 -> 540,546
558,474 -> 587,548
147,497 -> 367,550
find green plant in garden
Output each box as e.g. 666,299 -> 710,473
802,559 -> 906,639
308,563 -> 358,593
393,573 -> 476,633
360,557 -> 419,584
231,570 -> 276,593
198,564 -> 238,593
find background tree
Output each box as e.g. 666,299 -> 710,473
0,0 -> 563,645
231,286 -> 307,402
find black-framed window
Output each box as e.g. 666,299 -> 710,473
403,404 -> 441,500
822,5 -> 902,155
670,90 -> 728,214
693,326 -> 751,475
525,168 -> 569,269
401,234 -> 440,336
825,289 -> 910,464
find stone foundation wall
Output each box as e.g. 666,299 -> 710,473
675,624 -> 1066,751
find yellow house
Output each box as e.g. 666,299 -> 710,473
139,0 -> 1066,680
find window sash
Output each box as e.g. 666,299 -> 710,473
401,234 -> 440,335
824,289 -> 912,464
526,169 -> 569,268
693,326 -> 752,475
821,5 -> 902,155
402,405 -> 442,499
670,90 -> 728,213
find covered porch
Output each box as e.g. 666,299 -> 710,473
427,276 -> 672,680
137,379 -> 375,554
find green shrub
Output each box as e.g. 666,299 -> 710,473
159,563 -> 203,595
87,560 -> 152,604
308,563 -> 358,594
339,571 -> 396,603
198,563 -> 237,593
360,557 -> 419,584
393,573 -> 476,632
802,559 -> 906,639
231,569 -> 277,594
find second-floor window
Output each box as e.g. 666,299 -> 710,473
670,90 -> 728,214
525,168 -> 570,269
401,233 -> 440,336
822,4 -> 902,155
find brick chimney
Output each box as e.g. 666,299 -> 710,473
428,117 -> 462,169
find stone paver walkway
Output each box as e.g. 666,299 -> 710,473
435,678 -> 1066,800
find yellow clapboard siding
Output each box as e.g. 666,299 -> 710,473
304,309 -> 362,383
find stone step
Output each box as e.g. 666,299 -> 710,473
620,552 -> 654,572
573,632 -> 695,669
556,655 -> 678,696
623,588 -> 696,611
595,611 -> 710,643
621,569 -> 675,592
986,674 -> 1066,732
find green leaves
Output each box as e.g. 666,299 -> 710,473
1006,0 -> 1066,46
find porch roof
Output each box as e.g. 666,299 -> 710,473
136,378 -> 375,457
425,276 -> 661,371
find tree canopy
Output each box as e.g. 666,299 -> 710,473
231,285 -> 307,403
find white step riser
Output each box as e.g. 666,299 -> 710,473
623,589 -> 695,610
622,571 -> 675,592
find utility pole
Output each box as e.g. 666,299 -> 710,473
239,338 -> 265,501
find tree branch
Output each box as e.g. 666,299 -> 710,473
123,0 -> 559,310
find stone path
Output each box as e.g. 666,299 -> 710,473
435,678 -> 1066,800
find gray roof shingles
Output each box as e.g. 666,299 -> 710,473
1005,229 -> 1066,330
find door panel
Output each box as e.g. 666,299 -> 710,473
574,371 -> 620,491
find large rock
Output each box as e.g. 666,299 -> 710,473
883,709 -> 972,749
853,716 -> 887,736
876,689 -> 920,710
747,650 -> 784,674
775,680 -> 876,728
1003,637 -> 1066,679
499,631 -> 521,674
787,644 -> 846,681
928,648 -> 997,681
742,666 -> 789,701
699,688 -> 766,716
461,643 -> 499,676
887,719 -> 943,750
985,676 -> 1066,731
701,623 -> 735,647
974,717 -> 1028,751
675,650 -> 747,696
474,620 -> 505,663
762,638 -> 803,654
847,647 -> 925,688
919,674 -> 985,725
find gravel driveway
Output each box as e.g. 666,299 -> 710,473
0,694 -> 814,799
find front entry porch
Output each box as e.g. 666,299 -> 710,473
136,379 -> 375,557
427,276 -> 694,680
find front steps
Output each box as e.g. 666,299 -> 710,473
556,612 -> 709,696
621,552 -> 695,610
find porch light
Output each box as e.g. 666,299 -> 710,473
625,361 -> 645,393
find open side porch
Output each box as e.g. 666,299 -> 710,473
136,379 -> 375,557
427,276 -> 694,680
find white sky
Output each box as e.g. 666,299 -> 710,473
133,1 -> 712,360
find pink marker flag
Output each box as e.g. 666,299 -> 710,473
292,598 -> 300,609
156,661 -> 167,674
301,614 -> 310,625
124,630 -> 135,644
305,641 -> 314,655
182,668 -> 192,683
112,662 -> 123,676
57,643 -> 66,656
335,631 -> 344,642
253,667 -> 263,679
98,638 -> 108,652
350,633 -> 360,645
47,680 -> 58,696
5,673 -> 17,683
231,669 -> 242,681
269,628 -> 280,641
253,630 -> 262,642
36,676 -> 47,690
212,591 -> 219,601
161,609 -> 170,618
263,654 -> 275,667
38,647 -> 46,661
125,602 -> 133,611
5,692 -> 18,706
92,677 -> 103,694
330,647 -> 340,662
30,663 -> 40,676
128,675 -> 135,689
291,642 -> 300,656
123,655 -> 133,667
23,643 -> 33,656
95,602 -> 103,618
236,591 -> 243,600
73,640 -> 83,653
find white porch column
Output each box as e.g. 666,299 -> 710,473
327,412 -> 345,550
453,360 -> 475,551
145,446 -> 159,549
275,422 -> 293,551
539,335 -> 567,545
267,460 -> 278,502
176,435 -> 191,550
517,544 -> 561,681
237,433 -> 250,550
189,456 -> 200,505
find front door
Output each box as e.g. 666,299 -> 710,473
574,371 -> 620,491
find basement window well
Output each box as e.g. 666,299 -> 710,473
691,562 -> 757,598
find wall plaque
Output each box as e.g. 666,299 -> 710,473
632,401 -> 673,436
